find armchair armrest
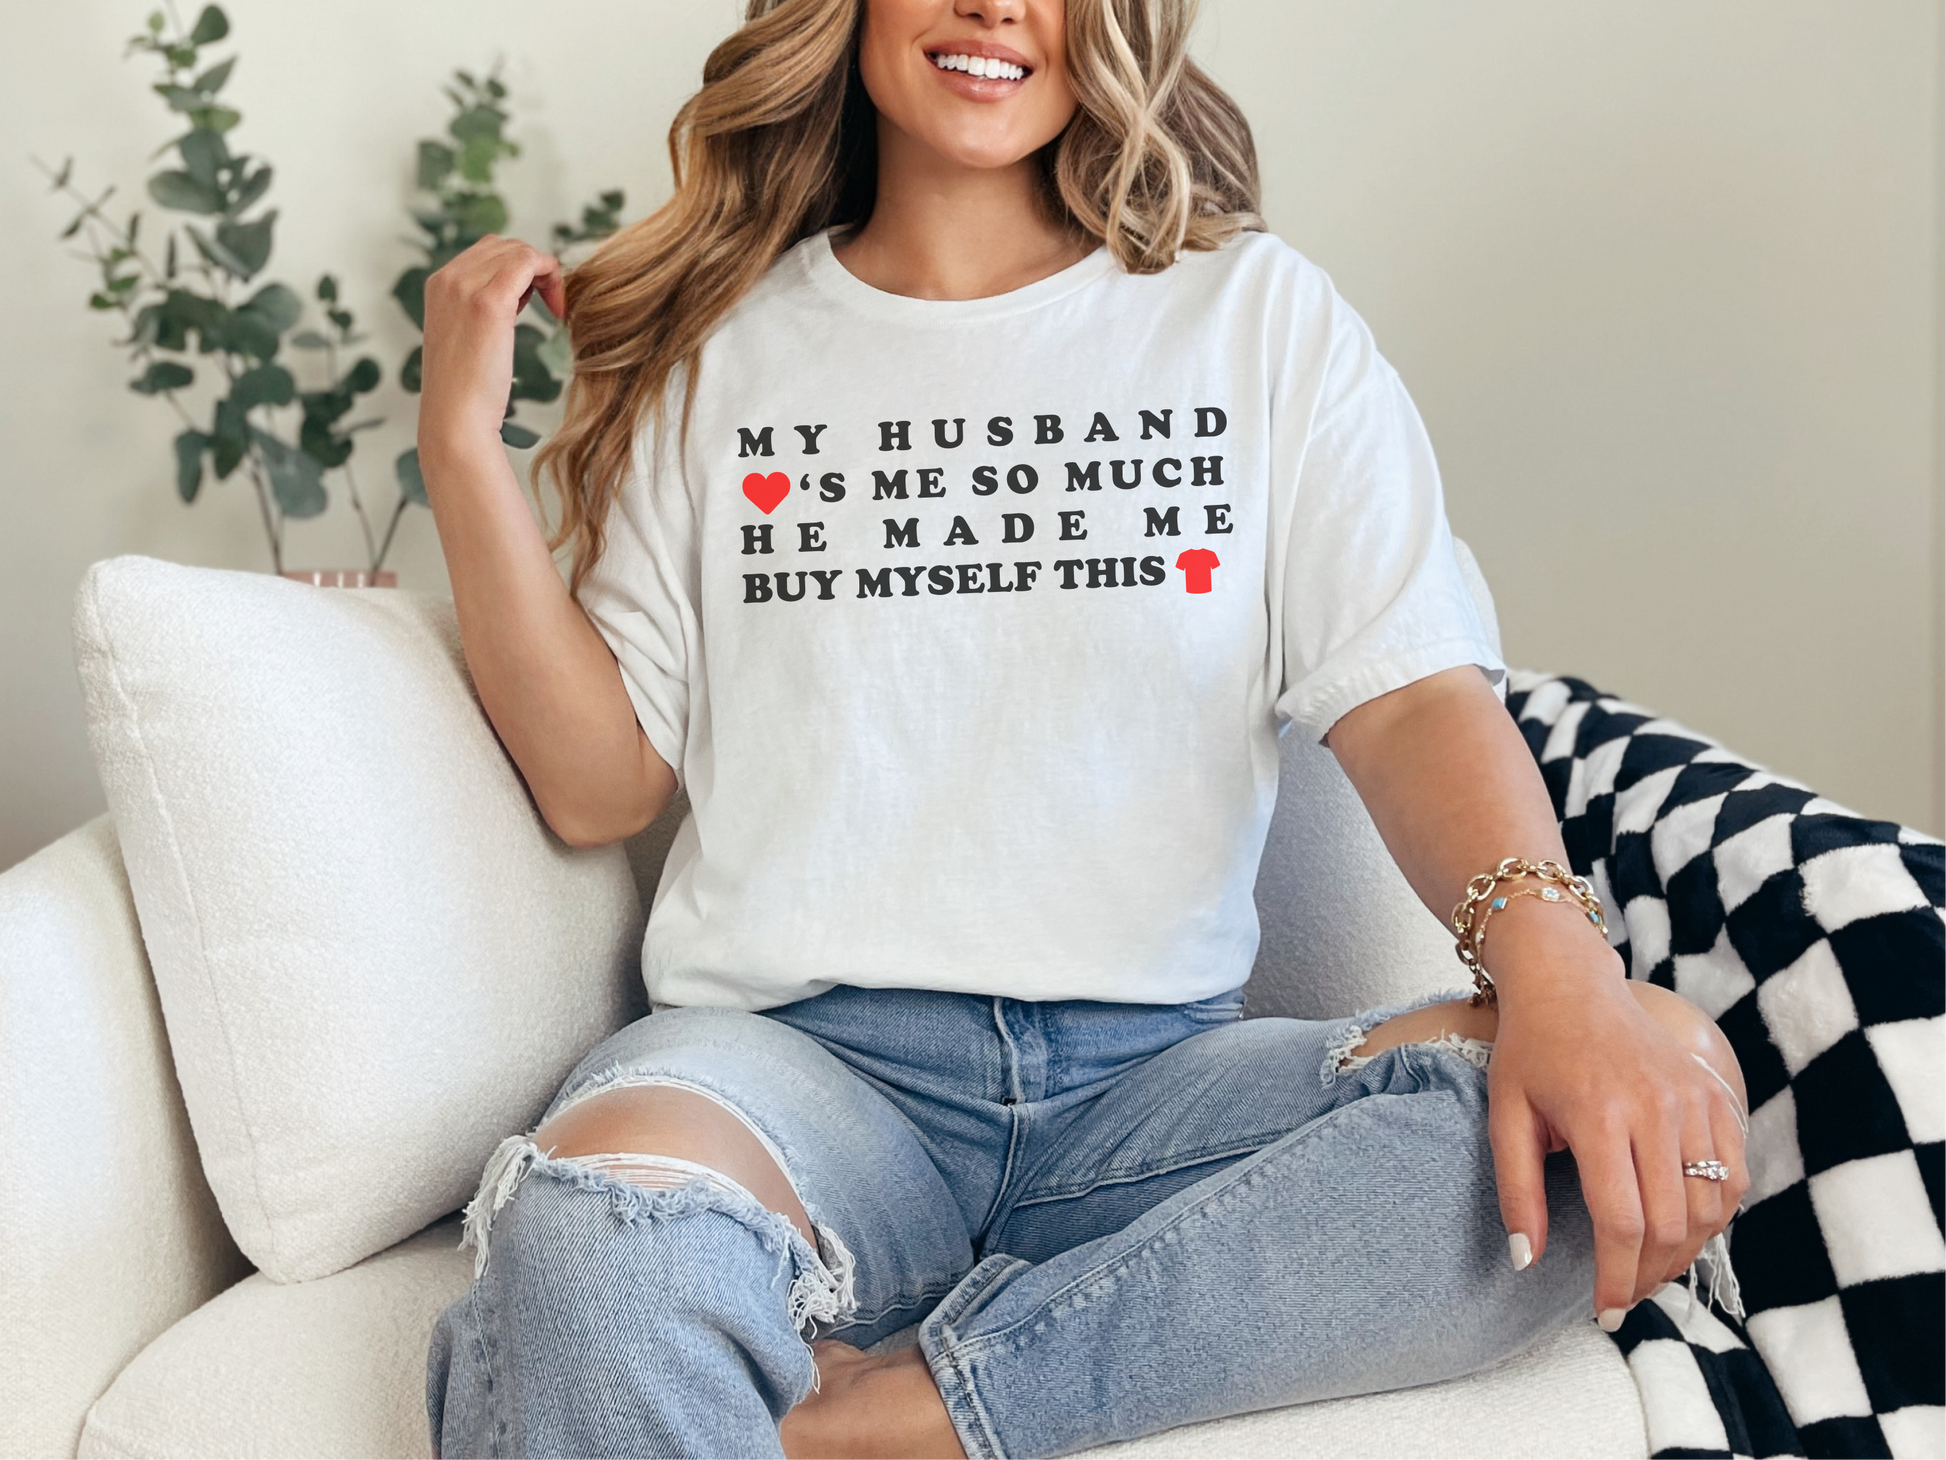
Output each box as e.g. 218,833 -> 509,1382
0,816 -> 248,1459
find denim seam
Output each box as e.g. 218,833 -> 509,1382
1002,1133 -> 1300,1210
463,1286 -> 498,1459
920,1255 -> 1031,1459
945,1090 -> 1460,1364
840,1280 -> 962,1327
977,1100 -> 1027,1239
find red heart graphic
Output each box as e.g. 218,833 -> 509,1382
743,471 -> 790,514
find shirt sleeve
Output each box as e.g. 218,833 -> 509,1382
573,418 -> 700,787
1271,286 -> 1505,741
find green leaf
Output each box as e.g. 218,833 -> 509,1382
454,191 -> 508,238
59,212 -> 85,240
164,233 -> 178,279
154,84 -> 205,113
186,223 -> 248,278
173,429 -> 207,502
499,420 -> 540,449
191,56 -> 234,95
510,322 -> 563,405
298,410 -> 353,468
416,140 -> 456,191
214,212 -> 274,279
130,360 -> 194,394
395,447 -> 428,506
189,6 -> 229,45
344,356 -> 381,394
229,362 -> 294,410
449,104 -> 506,146
391,265 -> 429,331
400,344 -> 423,393
147,11 -> 165,33
135,287 -> 224,352
210,397 -> 247,476
458,134 -> 504,185
290,330 -> 330,349
251,427 -> 327,518
239,281 -> 301,333
148,169 -> 224,214
177,128 -> 229,185
315,274 -> 338,304
536,325 -> 574,379
219,308 -> 277,360
230,164 -> 271,214
191,106 -> 241,133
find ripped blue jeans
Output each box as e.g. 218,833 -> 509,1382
426,984 -> 1597,1458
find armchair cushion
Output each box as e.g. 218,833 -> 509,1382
0,816 -> 248,1459
72,557 -> 647,1283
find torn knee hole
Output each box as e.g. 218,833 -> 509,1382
1327,1026 -> 1495,1077
457,1137 -> 860,1338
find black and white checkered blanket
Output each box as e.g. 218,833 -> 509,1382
1506,672 -> 1944,1460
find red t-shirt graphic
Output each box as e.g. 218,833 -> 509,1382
1175,548 -> 1220,594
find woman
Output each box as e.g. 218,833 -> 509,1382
418,1 -> 1750,1455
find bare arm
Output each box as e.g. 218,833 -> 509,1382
1328,666 -> 1750,1322
418,236 -> 675,847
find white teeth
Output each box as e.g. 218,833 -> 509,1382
931,52 -> 1026,80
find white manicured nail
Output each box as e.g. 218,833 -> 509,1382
1508,1233 -> 1533,1271
1597,1307 -> 1627,1332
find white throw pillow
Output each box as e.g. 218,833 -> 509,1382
74,557 -> 644,1283
1246,540 -> 1501,1019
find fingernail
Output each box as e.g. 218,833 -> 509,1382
1597,1307 -> 1628,1332
1507,1233 -> 1533,1271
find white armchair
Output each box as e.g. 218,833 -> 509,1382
0,555 -> 1648,1459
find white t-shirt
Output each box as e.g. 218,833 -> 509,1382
578,226 -> 1501,1011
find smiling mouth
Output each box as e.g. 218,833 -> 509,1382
928,50 -> 1031,82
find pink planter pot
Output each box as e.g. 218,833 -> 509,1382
280,570 -> 398,589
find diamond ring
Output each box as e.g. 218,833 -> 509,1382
1682,1159 -> 1731,1182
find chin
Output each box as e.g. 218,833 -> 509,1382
914,120 -> 1050,173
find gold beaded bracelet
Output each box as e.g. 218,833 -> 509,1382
1451,857 -> 1608,1007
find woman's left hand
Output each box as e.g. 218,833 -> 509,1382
1326,664 -> 1751,1324
1484,923 -> 1751,1325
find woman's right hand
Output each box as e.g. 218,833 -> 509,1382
418,236 -> 567,464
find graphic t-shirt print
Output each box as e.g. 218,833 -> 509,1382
730,406 -> 1235,602
1175,547 -> 1219,594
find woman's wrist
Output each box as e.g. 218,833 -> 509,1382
1479,888 -> 1627,1001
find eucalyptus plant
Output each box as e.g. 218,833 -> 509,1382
42,5 -> 390,575
45,15 -> 628,578
390,68 -> 625,501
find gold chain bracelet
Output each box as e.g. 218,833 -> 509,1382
1451,857 -> 1608,1007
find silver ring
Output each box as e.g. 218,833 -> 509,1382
1683,1159 -> 1730,1182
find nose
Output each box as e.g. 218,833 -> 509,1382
954,0 -> 1025,25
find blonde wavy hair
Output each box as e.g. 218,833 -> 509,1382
539,0 -> 1263,592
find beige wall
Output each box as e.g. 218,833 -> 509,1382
2,0 -> 1939,872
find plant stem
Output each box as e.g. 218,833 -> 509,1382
244,450 -> 283,574
322,336 -> 381,569
375,496 -> 409,572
